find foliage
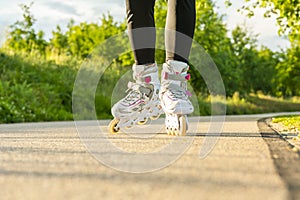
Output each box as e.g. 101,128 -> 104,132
4,3 -> 127,63
0,1 -> 300,123
226,0 -> 300,44
199,92 -> 300,116
5,2 -> 47,56
272,115 -> 300,136
273,115 -> 300,127
226,0 -> 300,97
0,52 -> 75,123
274,46 -> 300,96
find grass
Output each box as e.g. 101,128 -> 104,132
0,51 -> 77,123
1,51 -> 300,123
272,116 -> 300,127
272,115 -> 300,137
197,92 -> 300,116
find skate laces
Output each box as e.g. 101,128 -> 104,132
122,82 -> 151,105
167,88 -> 187,100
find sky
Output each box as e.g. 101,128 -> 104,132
0,0 -> 291,51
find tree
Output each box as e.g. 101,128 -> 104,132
63,14 -> 127,59
5,2 -> 47,56
192,0 -> 251,96
225,0 -> 300,97
226,0 -> 300,44
50,25 -> 68,56
274,47 -> 300,96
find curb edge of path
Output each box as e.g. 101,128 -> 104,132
265,118 -> 300,153
258,118 -> 300,200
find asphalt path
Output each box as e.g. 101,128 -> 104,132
0,112 -> 300,200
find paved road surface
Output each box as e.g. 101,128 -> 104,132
0,113 -> 299,200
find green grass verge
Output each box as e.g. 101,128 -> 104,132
272,115 -> 300,127
198,92 -> 300,115
272,115 -> 300,137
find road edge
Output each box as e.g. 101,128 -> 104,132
265,118 -> 300,153
258,118 -> 300,200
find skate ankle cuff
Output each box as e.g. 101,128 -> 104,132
133,64 -> 159,84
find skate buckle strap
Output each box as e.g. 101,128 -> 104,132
163,72 -> 191,81
135,75 -> 152,84
163,72 -> 192,97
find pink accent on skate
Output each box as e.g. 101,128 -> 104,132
185,74 -> 191,80
167,94 -> 174,101
163,72 -> 169,80
129,99 -> 145,106
145,76 -> 151,83
186,90 -> 192,97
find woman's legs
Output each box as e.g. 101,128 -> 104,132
160,0 -> 196,135
126,0 -> 196,64
165,0 -> 196,63
126,0 -> 156,65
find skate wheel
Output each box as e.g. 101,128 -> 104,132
178,116 -> 187,136
137,118 -> 148,125
109,119 -> 120,134
167,130 -> 173,136
166,128 -> 171,135
150,115 -> 159,120
173,129 -> 178,136
174,129 -> 179,136
167,128 -> 175,136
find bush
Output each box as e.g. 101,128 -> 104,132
0,52 -> 75,123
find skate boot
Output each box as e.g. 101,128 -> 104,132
159,60 -> 194,136
109,63 -> 163,134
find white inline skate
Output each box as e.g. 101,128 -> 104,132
109,63 -> 163,134
159,60 -> 194,136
